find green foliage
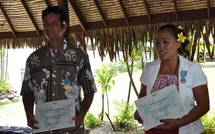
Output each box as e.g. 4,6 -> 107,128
110,61 -> 127,73
130,42 -> 145,61
110,61 -> 143,73
0,98 -> 11,105
0,80 -> 11,94
84,112 -> 101,129
201,109 -> 215,134
114,100 -> 136,130
0,48 -> 5,55
133,61 -> 144,70
96,64 -> 115,93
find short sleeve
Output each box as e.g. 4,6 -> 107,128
190,64 -> 207,88
77,52 -> 97,96
20,60 -> 34,97
140,63 -> 149,85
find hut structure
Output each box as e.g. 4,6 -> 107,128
0,0 -> 214,61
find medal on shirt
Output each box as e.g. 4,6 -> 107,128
180,70 -> 187,83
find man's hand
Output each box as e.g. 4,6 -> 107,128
27,114 -> 39,129
58,114 -> 84,133
72,114 -> 84,128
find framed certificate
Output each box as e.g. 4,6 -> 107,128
33,98 -> 75,133
135,84 -> 187,130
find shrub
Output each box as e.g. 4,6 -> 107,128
201,109 -> 215,134
114,100 -> 137,130
84,112 -> 101,129
110,61 -> 143,74
0,80 -> 12,94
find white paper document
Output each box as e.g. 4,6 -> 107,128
33,98 -> 75,133
135,84 -> 187,130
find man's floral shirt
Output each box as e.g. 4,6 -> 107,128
21,41 -> 96,112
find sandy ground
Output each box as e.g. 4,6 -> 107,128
88,122 -> 144,134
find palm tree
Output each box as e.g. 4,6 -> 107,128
96,64 -> 115,121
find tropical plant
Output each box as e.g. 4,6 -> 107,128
113,100 -> 136,130
0,80 -> 11,94
0,48 -> 11,95
84,112 -> 101,129
96,64 -> 115,121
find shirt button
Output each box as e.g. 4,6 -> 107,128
52,93 -> 55,96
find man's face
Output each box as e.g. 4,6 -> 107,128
43,13 -> 66,41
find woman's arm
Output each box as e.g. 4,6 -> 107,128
138,84 -> 147,98
159,84 -> 210,130
134,84 -> 147,124
178,84 -> 210,126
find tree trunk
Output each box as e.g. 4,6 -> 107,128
127,61 -> 134,103
5,49 -> 8,80
125,61 -> 138,96
106,92 -> 109,115
101,94 -> 104,121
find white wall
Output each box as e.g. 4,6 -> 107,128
7,48 -> 35,92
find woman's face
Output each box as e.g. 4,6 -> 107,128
155,29 -> 180,61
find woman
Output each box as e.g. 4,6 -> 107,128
134,24 -> 209,134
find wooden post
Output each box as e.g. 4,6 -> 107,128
57,0 -> 69,40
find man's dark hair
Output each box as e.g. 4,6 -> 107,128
42,6 -> 68,27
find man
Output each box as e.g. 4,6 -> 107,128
21,6 -> 96,134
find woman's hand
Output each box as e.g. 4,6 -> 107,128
156,118 -> 181,130
134,110 -> 143,124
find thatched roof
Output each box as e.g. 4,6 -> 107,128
0,0 -> 215,60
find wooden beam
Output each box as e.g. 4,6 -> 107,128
57,0 -> 69,39
207,0 -> 211,18
0,7 -> 215,38
57,0 -> 69,23
172,0 -> 178,20
68,7 -> 215,33
20,0 -> 40,36
0,31 -> 45,39
44,0 -> 50,6
57,0 -> 67,9
69,0 -> 87,31
0,2 -> 16,38
117,0 -> 129,25
142,0 -> 151,23
93,0 -> 107,27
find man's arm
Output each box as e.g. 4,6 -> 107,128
73,92 -> 94,127
72,49 -> 97,128
22,93 -> 38,128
